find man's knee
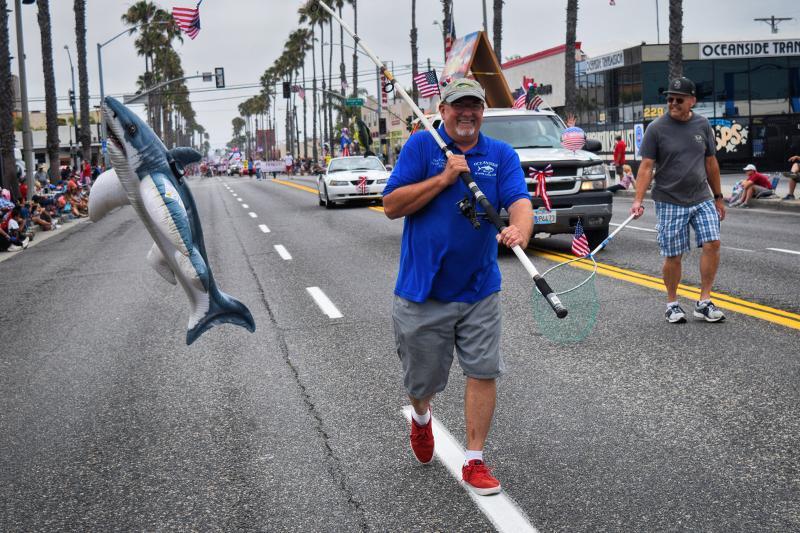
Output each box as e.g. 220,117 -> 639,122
702,240 -> 721,252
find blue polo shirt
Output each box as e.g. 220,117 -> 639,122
383,126 -> 528,303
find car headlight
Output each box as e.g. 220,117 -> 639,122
581,179 -> 607,190
582,164 -> 606,176
376,178 -> 388,184
329,179 -> 350,186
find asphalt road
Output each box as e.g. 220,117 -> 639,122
1,173 -> 798,532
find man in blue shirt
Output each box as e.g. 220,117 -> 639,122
383,78 -> 532,496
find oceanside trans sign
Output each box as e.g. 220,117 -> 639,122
584,50 -> 624,74
700,39 -> 800,60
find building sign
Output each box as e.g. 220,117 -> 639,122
584,50 -> 624,74
700,39 -> 800,60
710,119 -> 749,154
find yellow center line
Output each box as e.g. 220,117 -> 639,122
264,177 -> 800,330
531,248 -> 800,330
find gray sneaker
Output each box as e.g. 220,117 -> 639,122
665,303 -> 687,323
694,301 -> 725,322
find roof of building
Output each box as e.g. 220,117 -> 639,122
501,42 -> 583,69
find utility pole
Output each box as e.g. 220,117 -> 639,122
754,16 -> 793,34
13,0 -> 34,201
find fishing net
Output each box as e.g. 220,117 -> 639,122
532,256 -> 599,344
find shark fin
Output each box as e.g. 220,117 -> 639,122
169,147 -> 203,166
88,169 -> 130,221
146,243 -> 177,285
185,282 -> 256,345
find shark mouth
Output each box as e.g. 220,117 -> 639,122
106,120 -> 126,157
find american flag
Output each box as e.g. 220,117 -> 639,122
571,220 -> 591,257
512,90 -> 526,109
292,85 -> 305,100
561,127 -> 586,152
413,70 -> 440,98
529,165 -> 553,211
527,94 -> 544,111
172,4 -> 201,40
356,176 -> 368,195
444,6 -> 456,59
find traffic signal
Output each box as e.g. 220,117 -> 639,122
282,82 -> 291,99
68,89 -> 75,107
214,67 -> 225,89
378,118 -> 387,135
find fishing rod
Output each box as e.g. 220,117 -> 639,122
311,1 -> 567,319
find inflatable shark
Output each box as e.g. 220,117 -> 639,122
89,97 -> 255,345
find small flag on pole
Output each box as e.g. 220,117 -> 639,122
527,94 -> 544,111
413,70 -> 441,98
292,85 -> 305,100
512,90 -> 526,109
571,220 -> 591,257
444,4 -> 456,60
172,3 -> 201,40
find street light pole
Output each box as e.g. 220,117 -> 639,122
13,0 -> 34,201
64,46 -> 78,170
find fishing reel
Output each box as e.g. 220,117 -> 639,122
457,195 -> 480,230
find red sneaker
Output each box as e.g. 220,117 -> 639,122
462,459 -> 502,495
410,415 -> 434,464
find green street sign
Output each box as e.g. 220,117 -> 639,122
345,98 -> 364,107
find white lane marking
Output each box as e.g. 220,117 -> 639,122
274,244 -> 292,260
723,246 -> 755,252
237,198 -> 243,202
248,212 -> 257,218
306,286 -> 343,319
767,247 -> 800,256
610,222 -> 657,233
258,224 -> 270,233
242,204 -> 249,208
401,407 -> 538,533
232,193 -> 238,197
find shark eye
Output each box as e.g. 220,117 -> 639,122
126,124 -> 137,136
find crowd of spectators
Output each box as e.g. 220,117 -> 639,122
1,162 -> 96,253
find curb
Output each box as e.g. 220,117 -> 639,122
616,190 -> 800,213
0,216 -> 89,264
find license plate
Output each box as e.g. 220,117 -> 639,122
534,209 -> 556,224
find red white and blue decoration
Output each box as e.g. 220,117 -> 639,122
413,70 -> 441,98
340,127 -> 351,156
571,220 -> 591,257
172,1 -> 202,40
356,176 -> 368,195
529,165 -> 553,211
561,127 -> 586,152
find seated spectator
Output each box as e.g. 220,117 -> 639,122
607,164 -> 635,193
0,206 -> 29,251
29,198 -> 57,231
34,164 -> 49,188
782,154 -> 800,200
731,164 -> 774,208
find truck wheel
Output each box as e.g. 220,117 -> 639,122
585,226 -> 609,249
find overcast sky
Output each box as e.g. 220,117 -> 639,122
8,0 -> 800,151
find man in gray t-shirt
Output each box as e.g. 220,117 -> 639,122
631,77 -> 727,324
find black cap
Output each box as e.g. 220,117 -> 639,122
666,77 -> 696,97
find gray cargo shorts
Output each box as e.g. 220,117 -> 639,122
392,292 -> 504,400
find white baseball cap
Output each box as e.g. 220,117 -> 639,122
743,164 -> 757,171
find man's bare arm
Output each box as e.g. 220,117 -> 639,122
630,158 -> 654,218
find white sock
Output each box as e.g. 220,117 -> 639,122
411,407 -> 430,426
697,299 -> 710,307
666,301 -> 679,309
464,450 -> 483,465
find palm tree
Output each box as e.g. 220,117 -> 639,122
74,0 -> 91,163
299,4 -> 328,162
493,0 -> 503,63
410,0 -> 418,104
0,0 -> 17,196
564,0 -> 579,115
668,0 -> 683,79
36,0 -> 59,180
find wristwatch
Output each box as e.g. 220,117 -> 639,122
713,193 -> 724,200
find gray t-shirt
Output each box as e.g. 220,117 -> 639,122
639,112 -> 716,206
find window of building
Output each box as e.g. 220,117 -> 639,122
713,58 -> 750,118
750,57 -> 789,115
641,61 -> 667,106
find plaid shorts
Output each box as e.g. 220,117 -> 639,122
655,200 -> 720,257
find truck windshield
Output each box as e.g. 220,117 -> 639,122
480,115 -> 565,149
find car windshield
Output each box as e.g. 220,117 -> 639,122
480,115 -> 566,149
328,157 -> 385,172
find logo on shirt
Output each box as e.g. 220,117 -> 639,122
431,156 -> 447,171
694,134 -> 704,144
472,160 -> 498,177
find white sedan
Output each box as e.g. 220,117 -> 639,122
317,156 -> 390,209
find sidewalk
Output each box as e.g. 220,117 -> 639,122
616,172 -> 800,213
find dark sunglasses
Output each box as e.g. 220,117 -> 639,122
666,96 -> 685,104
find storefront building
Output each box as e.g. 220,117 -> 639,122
573,39 -> 800,171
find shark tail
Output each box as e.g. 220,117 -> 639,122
186,282 -> 256,345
